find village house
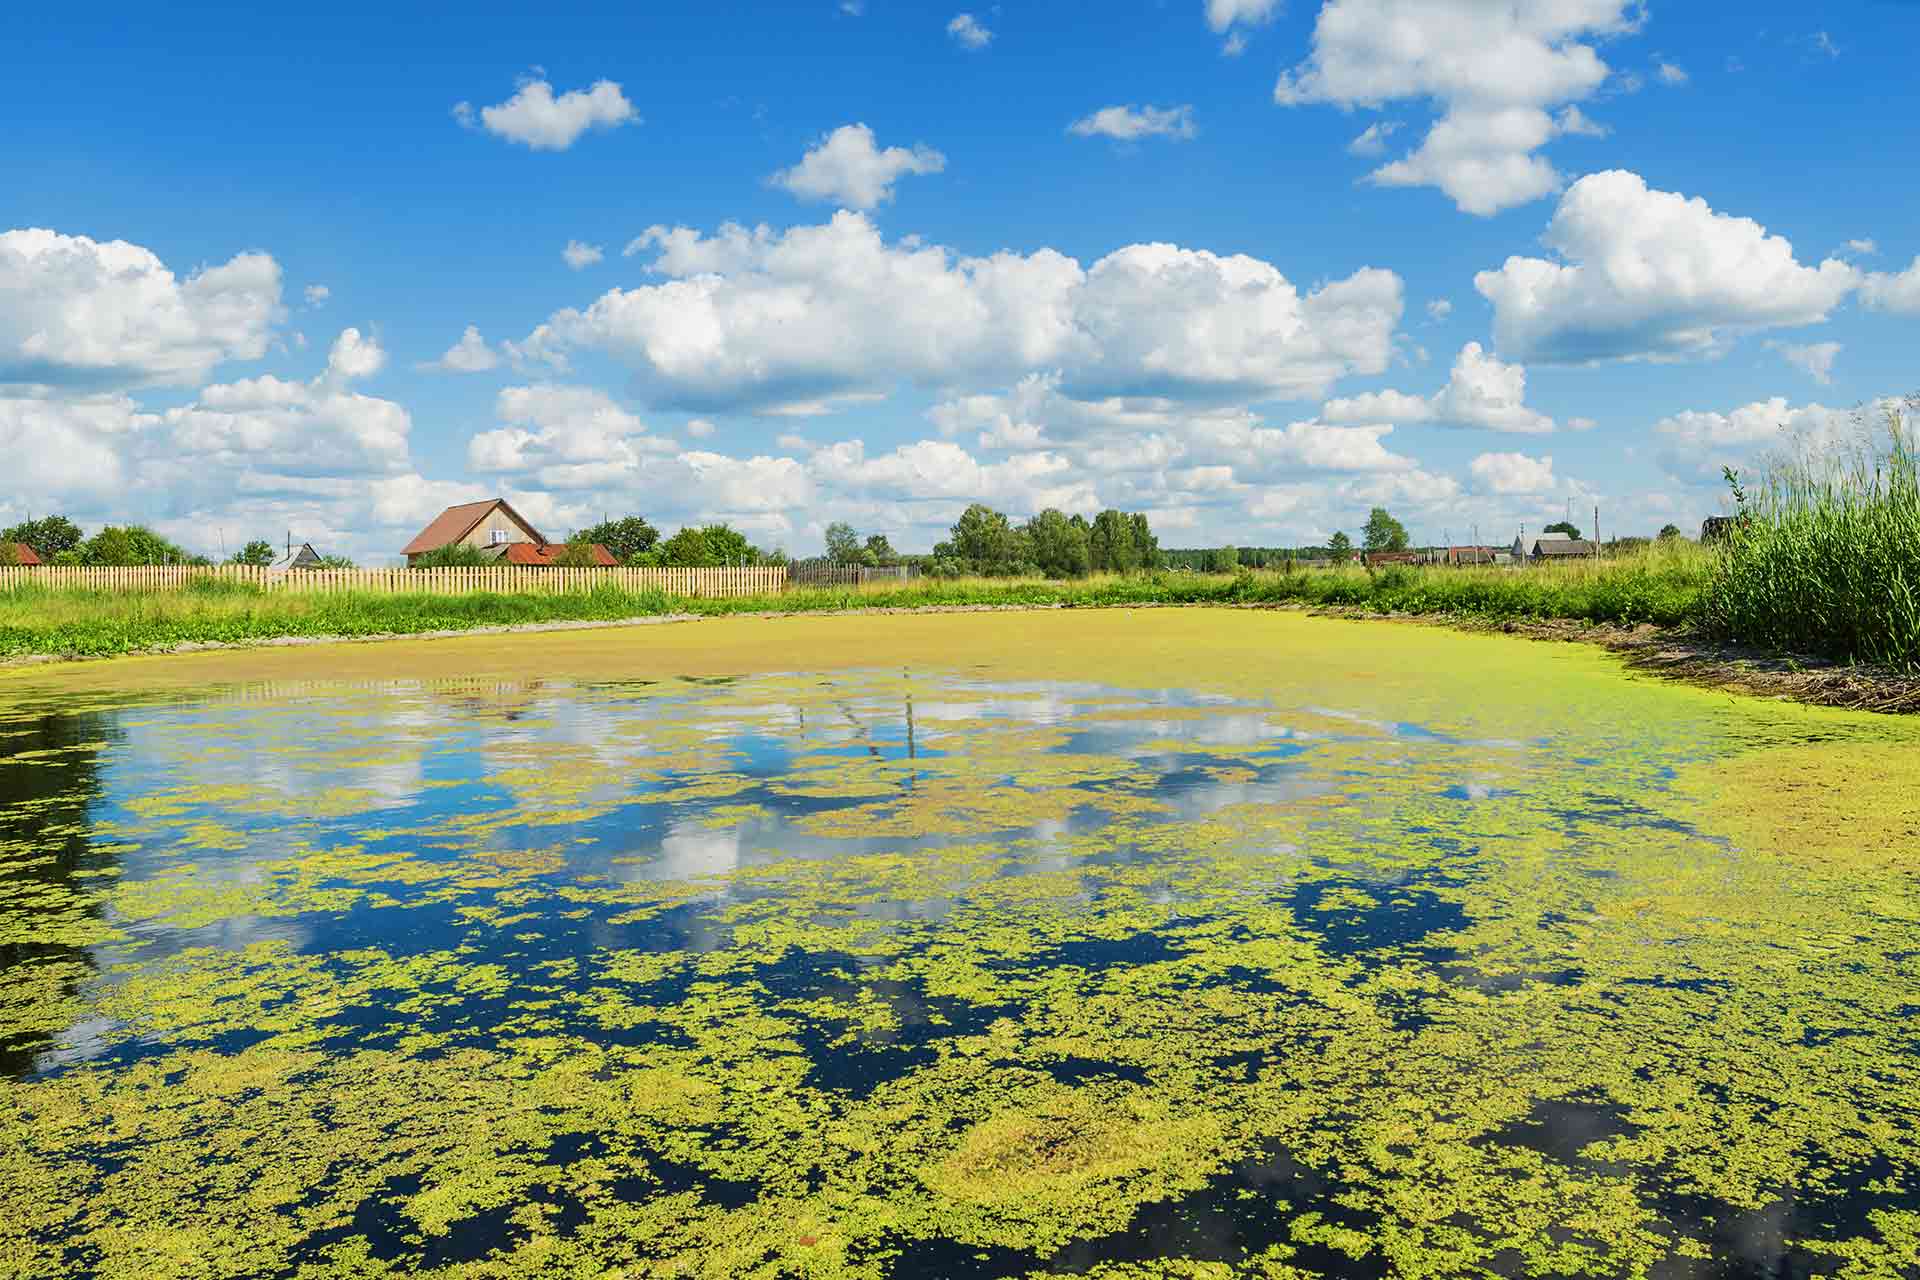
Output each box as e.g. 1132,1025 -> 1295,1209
271,542 -> 324,571
1529,532 -> 1599,561
401,499 -> 615,567
3,543 -> 42,565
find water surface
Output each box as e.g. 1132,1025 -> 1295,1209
2,611 -> 1917,1278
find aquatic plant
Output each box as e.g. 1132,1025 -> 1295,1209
2,614 -> 1918,1277
1705,396 -> 1920,668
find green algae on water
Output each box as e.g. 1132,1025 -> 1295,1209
1,610 -> 1917,1278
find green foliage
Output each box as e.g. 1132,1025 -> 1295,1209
1128,513 -> 1161,571
657,524 -> 763,568
1,514 -> 83,559
1087,510 -> 1138,573
230,540 -> 276,567
316,555 -> 357,569
1658,524 -> 1683,542
1024,509 -> 1092,579
863,533 -> 896,566
553,534 -> 602,568
82,525 -> 202,566
1543,520 -> 1584,540
1705,396 -> 1920,668
824,522 -> 863,566
577,516 -> 659,562
944,504 -> 1025,572
410,543 -> 495,568
1206,546 -> 1239,573
0,542 -> 18,567
1328,531 -> 1354,563
1362,507 -> 1410,553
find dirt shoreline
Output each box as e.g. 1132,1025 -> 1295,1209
5,600 -> 1914,714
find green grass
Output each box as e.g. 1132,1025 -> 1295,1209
0,547 -> 1717,660
1705,398 -> 1920,669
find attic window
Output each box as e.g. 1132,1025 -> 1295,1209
490,528 -> 508,545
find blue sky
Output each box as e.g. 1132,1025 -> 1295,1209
4,1 -> 1918,562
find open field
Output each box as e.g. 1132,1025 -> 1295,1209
0,543 -> 1714,660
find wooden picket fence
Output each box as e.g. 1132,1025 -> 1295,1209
0,563 -> 791,599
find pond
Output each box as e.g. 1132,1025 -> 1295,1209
2,610 -> 1918,1278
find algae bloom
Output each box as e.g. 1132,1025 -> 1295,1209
1,610 -> 1917,1278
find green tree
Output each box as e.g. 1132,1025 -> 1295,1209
2,515 -> 83,559
1327,531 -> 1353,563
1657,523 -> 1683,541
230,540 -> 275,567
1362,507 -> 1410,553
947,504 -> 1023,573
1543,520 -> 1583,540
1087,510 -> 1138,573
578,516 -> 659,562
824,521 -> 863,565
82,525 -> 200,566
1024,509 -> 1092,578
316,555 -> 357,569
1128,512 -> 1161,571
658,524 -> 761,567
862,533 -> 897,565
0,542 -> 18,567
1206,545 -> 1240,573
554,533 -> 602,567
658,527 -> 713,567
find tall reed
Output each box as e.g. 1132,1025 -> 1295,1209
1704,397 -> 1920,668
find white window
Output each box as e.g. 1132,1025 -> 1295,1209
490,527 -> 508,545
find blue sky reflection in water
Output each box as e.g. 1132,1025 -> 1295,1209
2,656 -> 1919,1277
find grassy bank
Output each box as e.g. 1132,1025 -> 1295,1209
0,544 -> 1714,660
1705,398 -> 1920,670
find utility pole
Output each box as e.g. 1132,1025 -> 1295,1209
1594,505 -> 1601,559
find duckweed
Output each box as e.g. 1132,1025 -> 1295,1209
1,610 -> 1916,1278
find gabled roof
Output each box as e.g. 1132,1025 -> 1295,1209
401,499 -> 548,556
5,543 -> 41,565
500,541 -> 618,567
1532,539 -> 1598,556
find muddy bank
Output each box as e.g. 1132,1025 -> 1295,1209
1443,615 -> 1920,715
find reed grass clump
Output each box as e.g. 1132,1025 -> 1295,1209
1704,398 -> 1920,669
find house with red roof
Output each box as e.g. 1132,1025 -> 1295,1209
401,499 -> 615,567
4,543 -> 42,565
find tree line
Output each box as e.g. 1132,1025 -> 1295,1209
0,516 -> 354,568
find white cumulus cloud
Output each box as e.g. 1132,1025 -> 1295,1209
0,228 -> 281,390
1474,170 -> 1859,363
947,13 -> 992,49
1322,342 -> 1553,433
426,325 -> 501,373
769,123 -> 947,209
562,240 -> 604,270
1861,258 -> 1920,313
453,77 -> 638,151
1206,0 -> 1279,52
1767,340 -> 1841,385
1273,0 -> 1643,215
1069,105 -> 1198,142
468,384 -> 675,487
1469,450 -> 1557,494
516,211 -> 1403,412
